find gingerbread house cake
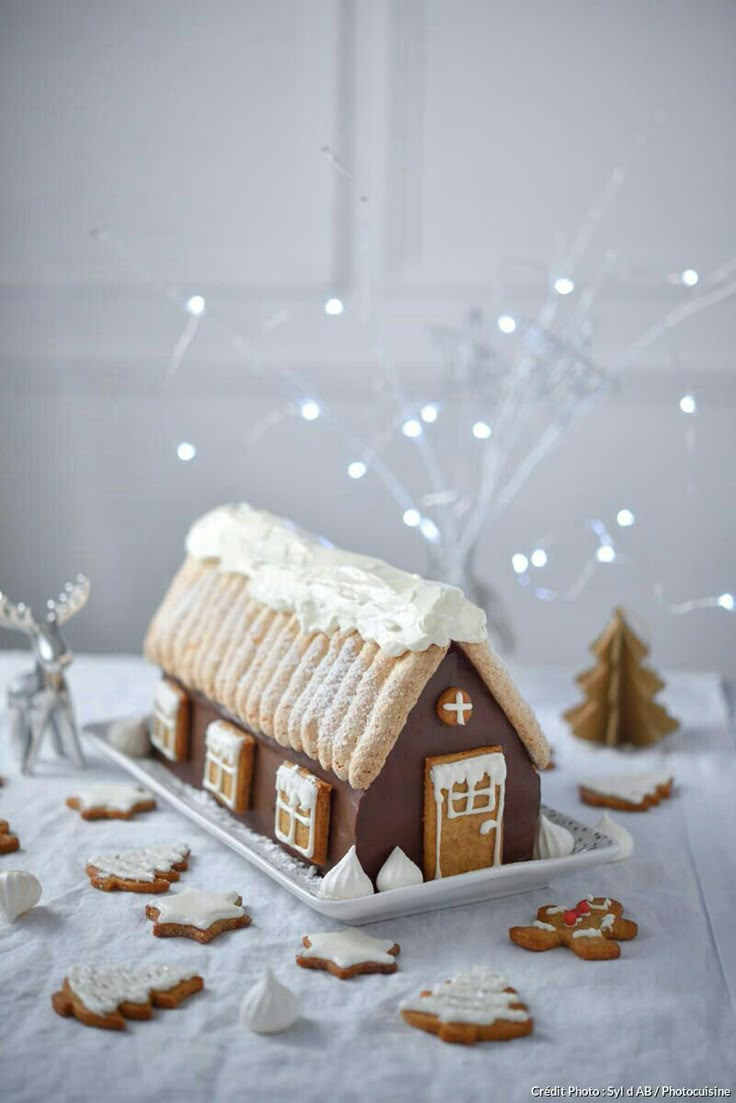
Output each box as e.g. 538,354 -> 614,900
144,503 -> 550,884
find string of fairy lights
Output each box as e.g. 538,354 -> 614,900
92,131 -> 735,631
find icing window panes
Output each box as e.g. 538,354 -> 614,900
202,720 -> 255,814
274,762 -> 331,865
150,678 -> 189,762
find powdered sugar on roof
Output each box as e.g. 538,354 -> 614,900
185,503 -> 487,657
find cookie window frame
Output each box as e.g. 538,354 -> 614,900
274,761 -> 330,864
150,678 -> 189,762
202,720 -> 255,814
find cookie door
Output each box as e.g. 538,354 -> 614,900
423,746 -> 506,880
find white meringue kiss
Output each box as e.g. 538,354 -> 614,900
533,814 -> 576,860
318,845 -> 374,900
596,812 -> 634,861
0,870 -> 42,923
376,847 -> 424,892
108,716 -> 151,758
239,969 -> 298,1034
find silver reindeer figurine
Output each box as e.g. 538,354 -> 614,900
1,576 -> 90,773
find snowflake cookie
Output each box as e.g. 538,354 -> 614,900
52,964 -> 203,1030
509,896 -> 638,960
86,842 -> 190,893
401,966 -> 533,1045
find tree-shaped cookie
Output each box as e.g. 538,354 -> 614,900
509,896 -> 638,960
563,608 -> 678,747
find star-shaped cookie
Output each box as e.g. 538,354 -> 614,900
296,929 -> 400,979
145,887 -> 251,943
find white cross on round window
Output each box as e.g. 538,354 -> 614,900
436,687 -> 473,726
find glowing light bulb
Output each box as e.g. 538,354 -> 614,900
679,393 -> 696,414
511,553 -> 529,574
402,419 -> 422,438
324,297 -> 344,316
554,277 -> 575,295
530,548 -> 548,568
717,592 -> 735,611
472,421 -> 492,440
680,269 -> 699,288
347,461 -> 366,479
402,508 -> 421,528
176,441 -> 197,462
616,508 -> 635,527
596,545 -> 616,563
421,403 -> 439,423
497,314 -> 517,334
300,399 -> 321,421
420,518 -> 440,542
186,295 -> 205,316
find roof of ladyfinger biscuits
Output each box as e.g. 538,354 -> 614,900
144,557 -> 550,789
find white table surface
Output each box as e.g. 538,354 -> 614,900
1,651 -> 735,1102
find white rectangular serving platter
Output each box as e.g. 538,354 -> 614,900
84,720 -> 621,924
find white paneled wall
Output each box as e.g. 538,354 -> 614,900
1,0 -> 735,671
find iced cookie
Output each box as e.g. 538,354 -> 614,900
296,929 -> 400,979
86,842 -> 190,893
509,896 -> 638,960
66,784 -> 156,820
0,820 -> 20,854
52,964 -> 203,1030
145,887 -> 251,943
578,769 -> 673,812
401,966 -> 533,1045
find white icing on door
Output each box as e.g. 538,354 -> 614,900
429,750 -> 506,878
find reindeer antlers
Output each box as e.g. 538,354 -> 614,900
48,576 -> 91,625
0,593 -> 36,635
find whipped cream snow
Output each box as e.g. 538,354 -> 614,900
185,503 -> 487,657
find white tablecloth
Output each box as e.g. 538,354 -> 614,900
1,652 -> 734,1102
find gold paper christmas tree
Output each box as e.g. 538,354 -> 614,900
564,608 -> 679,747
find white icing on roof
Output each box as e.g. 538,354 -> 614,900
185,503 -> 487,658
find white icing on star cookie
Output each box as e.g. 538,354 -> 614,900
376,847 -> 424,892
299,929 -> 398,969
401,966 -> 531,1025
67,963 -> 199,1016
596,812 -> 635,860
239,968 -> 298,1034
147,888 -> 245,930
74,784 -> 154,813
318,846 -> 374,900
88,843 -> 189,883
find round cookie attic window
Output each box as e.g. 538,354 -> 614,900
436,687 -> 473,726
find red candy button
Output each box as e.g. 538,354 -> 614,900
576,900 -> 592,915
563,910 -> 579,927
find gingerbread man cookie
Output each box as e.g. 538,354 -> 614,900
401,966 -> 533,1045
0,820 -> 20,854
509,896 -> 638,960
145,887 -> 251,943
66,783 -> 156,820
296,929 -> 400,979
52,964 -> 203,1030
86,842 -> 190,893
